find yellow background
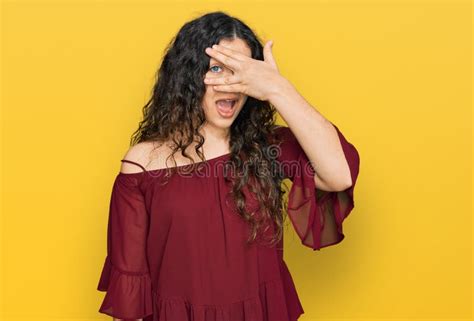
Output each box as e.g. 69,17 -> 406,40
1,0 -> 471,320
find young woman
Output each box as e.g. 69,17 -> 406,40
96,11 -> 360,321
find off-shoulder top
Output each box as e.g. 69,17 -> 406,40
96,124 -> 360,321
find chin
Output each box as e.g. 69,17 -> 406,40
208,114 -> 239,129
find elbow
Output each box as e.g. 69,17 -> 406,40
339,175 -> 353,191
336,167 -> 354,191
316,174 -> 352,192
330,179 -> 352,192
328,173 -> 353,192
334,157 -> 354,191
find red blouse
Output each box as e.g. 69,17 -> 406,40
97,124 -> 360,321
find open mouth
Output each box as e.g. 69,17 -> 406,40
215,99 -> 237,118
215,99 -> 236,108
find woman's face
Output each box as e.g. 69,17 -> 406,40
201,37 -> 251,131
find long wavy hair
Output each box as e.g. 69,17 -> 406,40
130,11 -> 289,248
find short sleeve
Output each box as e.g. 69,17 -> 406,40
276,123 -> 360,251
97,173 -> 153,319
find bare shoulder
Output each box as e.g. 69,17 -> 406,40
120,141 -> 158,174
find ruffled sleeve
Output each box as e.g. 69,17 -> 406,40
97,173 -> 153,319
276,123 -> 360,251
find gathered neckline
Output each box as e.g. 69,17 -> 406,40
118,152 -> 231,176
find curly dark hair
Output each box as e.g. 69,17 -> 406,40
130,10 -> 290,248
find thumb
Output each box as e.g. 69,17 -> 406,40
263,40 -> 278,70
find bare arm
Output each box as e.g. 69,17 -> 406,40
268,76 -> 353,192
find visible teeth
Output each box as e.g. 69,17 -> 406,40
216,99 -> 236,107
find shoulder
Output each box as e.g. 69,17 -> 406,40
120,141 -> 156,174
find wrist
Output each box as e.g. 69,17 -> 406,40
267,75 -> 294,103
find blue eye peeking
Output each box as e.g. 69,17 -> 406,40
209,65 -> 222,73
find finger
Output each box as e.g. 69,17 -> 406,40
212,44 -> 249,62
212,83 -> 244,93
204,75 -> 240,85
205,47 -> 240,71
263,40 -> 278,70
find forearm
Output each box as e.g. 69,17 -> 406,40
268,76 -> 352,190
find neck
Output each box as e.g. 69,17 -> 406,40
200,123 -> 230,141
198,123 -> 231,154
